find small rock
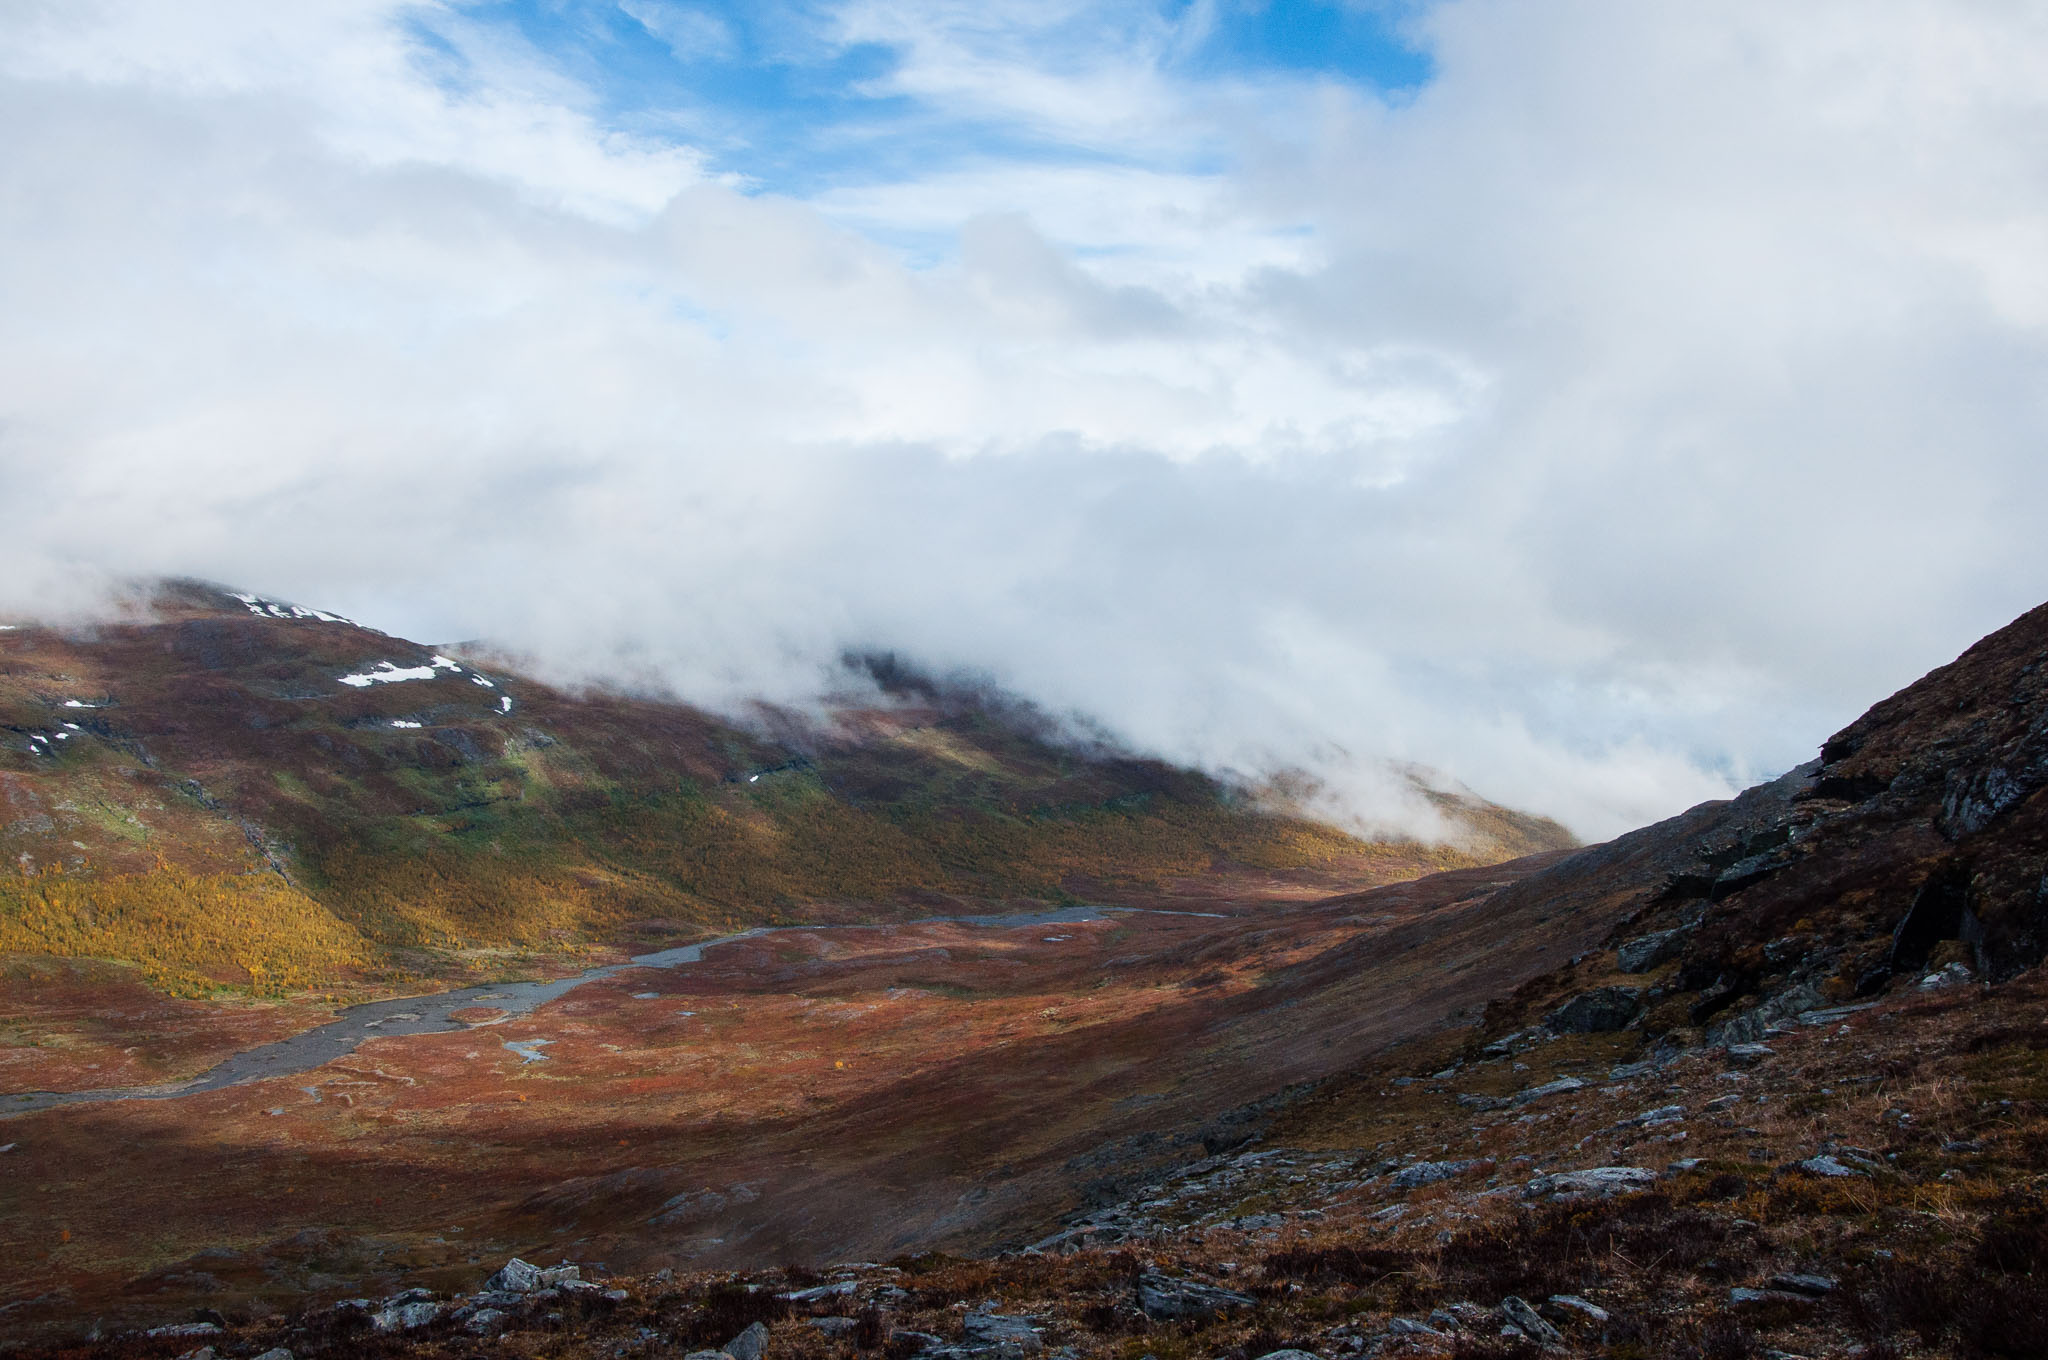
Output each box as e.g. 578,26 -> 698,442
1770,1273 -> 1837,1296
1919,962 -> 1973,990
1630,1104 -> 1685,1127
250,1349 -> 294,1360
172,1349 -> 216,1360
963,1312 -> 1042,1354
1723,1043 -> 1775,1065
1134,1273 -> 1255,1321
1705,1094 -> 1743,1113
538,1263 -> 582,1287
1942,1138 -> 1983,1154
1391,1158 -> 1487,1189
1513,1077 -> 1588,1106
1499,1296 -> 1563,1346
1665,1158 -> 1703,1174
808,1317 -> 862,1337
1525,1167 -> 1657,1199
485,1258 -> 543,1292
147,1324 -> 222,1339
1252,1351 -> 1322,1360
1730,1287 -> 1811,1307
465,1309 -> 509,1336
1792,1154 -> 1868,1178
782,1280 -> 861,1302
1385,1318 -> 1443,1336
726,1320 -> 771,1360
1543,1295 -> 1609,1325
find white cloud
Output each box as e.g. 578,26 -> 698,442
3,0 -> 2047,841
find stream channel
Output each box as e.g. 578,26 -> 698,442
2,906 -> 1151,1118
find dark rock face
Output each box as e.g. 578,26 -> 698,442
1545,986 -> 1644,1033
1617,925 -> 1692,973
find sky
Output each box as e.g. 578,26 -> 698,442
3,0 -> 2047,841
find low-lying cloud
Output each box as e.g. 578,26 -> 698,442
4,0 -> 2047,841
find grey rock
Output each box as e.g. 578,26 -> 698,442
782,1280 -> 861,1302
1252,1351 -> 1322,1360
1920,962 -> 1973,990
1618,927 -> 1692,974
145,1324 -> 221,1339
172,1349 -> 216,1360
1705,1094 -> 1743,1112
1513,1077 -> 1588,1106
464,1310 -> 509,1336
1543,1295 -> 1609,1324
485,1258 -> 543,1292
1544,987 -> 1644,1034
808,1318 -> 861,1337
251,1350 -> 295,1360
1499,1297 -> 1562,1347
538,1263 -> 582,1287
688,1351 -> 734,1360
371,1301 -> 443,1333
1712,985 -> 1828,1046
1792,1154 -> 1867,1178
1729,1287 -> 1812,1307
1134,1273 -> 1255,1321
963,1312 -> 1041,1352
893,1333 -> 946,1353
1629,1104 -> 1685,1127
726,1320 -> 771,1360
1391,1158 -> 1487,1189
1457,1093 -> 1509,1111
1770,1273 -> 1837,1296
1385,1318 -> 1443,1336
1525,1167 -> 1658,1199
1723,1043 -> 1775,1066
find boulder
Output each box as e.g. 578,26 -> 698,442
464,1309 -> 509,1336
807,1318 -> 861,1337
726,1320 -> 771,1360
1252,1351 -> 1322,1360
250,1350 -> 294,1360
485,1258 -> 543,1292
1617,927 -> 1691,974
1134,1273 -> 1255,1321
963,1313 -> 1042,1355
1385,1318 -> 1444,1337
145,1324 -> 221,1340
1524,1167 -> 1657,1200
1544,987 -> 1643,1034
371,1301 -> 442,1333
1770,1273 -> 1836,1297
1499,1297 -> 1562,1347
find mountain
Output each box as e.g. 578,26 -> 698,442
0,580 -> 1572,999
13,596 -> 2048,1359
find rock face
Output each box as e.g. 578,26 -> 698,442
1544,987 -> 1643,1033
1133,1273 -> 1255,1321
1617,926 -> 1691,973
485,1258 -> 542,1292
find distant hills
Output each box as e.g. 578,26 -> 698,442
0,581 -> 1573,997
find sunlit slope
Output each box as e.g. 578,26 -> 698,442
0,582 -> 1572,993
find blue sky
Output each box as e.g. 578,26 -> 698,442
410,1 -> 1433,198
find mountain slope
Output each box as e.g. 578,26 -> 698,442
0,581 -> 1572,996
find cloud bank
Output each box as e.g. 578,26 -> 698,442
4,0 -> 2047,840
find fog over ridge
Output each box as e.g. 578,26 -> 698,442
4,0 -> 2047,841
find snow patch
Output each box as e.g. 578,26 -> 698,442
62,700 -> 100,709
338,661 -> 442,687
391,720 -> 423,729
503,1039 -> 553,1064
229,592 -> 351,625
499,695 -> 512,713
470,674 -> 495,688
